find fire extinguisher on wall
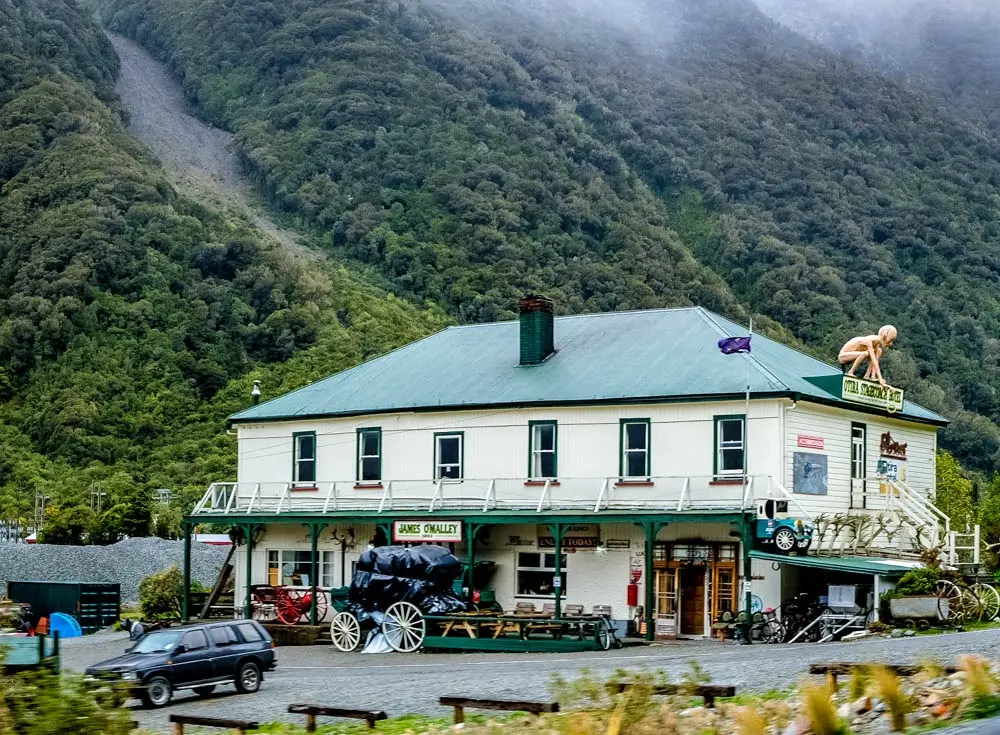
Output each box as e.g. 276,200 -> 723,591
626,582 -> 638,607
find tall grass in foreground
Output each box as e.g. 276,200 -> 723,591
872,667 -> 911,732
801,682 -> 847,735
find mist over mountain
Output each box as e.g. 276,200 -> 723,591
754,0 -> 1000,129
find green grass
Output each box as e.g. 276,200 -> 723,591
718,689 -> 794,706
253,713 -> 509,734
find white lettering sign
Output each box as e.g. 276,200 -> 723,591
393,520 -> 462,543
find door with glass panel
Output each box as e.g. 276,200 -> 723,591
851,423 -> 866,508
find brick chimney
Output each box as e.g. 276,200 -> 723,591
519,295 -> 555,365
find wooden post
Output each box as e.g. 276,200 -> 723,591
182,522 -> 192,621
173,723 -> 183,735
644,523 -> 655,641
742,516 -> 753,645
453,705 -> 465,724
244,524 -> 255,620
552,523 -> 562,620
305,713 -> 316,732
466,523 -> 476,600
309,524 -> 320,626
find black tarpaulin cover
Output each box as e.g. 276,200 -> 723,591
348,545 -> 467,619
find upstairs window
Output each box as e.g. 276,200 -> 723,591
529,421 -> 558,479
357,428 -> 382,483
435,432 -> 463,479
293,432 -> 316,484
714,415 -> 745,478
620,419 -> 651,478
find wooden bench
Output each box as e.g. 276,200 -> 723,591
288,704 -> 387,731
609,682 -> 737,708
809,662 -> 959,689
439,696 -> 559,723
169,714 -> 259,735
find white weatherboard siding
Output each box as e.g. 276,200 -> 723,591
783,402 -> 938,515
237,399 -> 784,490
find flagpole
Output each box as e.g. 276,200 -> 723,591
743,318 -> 753,643
743,318 -> 752,495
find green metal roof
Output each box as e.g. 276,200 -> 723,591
230,307 -> 947,426
750,550 -> 923,578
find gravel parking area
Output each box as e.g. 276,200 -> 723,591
62,626 -> 1000,733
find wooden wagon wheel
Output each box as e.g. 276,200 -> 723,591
593,618 -> 613,651
973,583 -> 1000,622
936,580 -> 967,622
382,601 -> 425,653
275,588 -> 305,625
312,590 -> 329,622
962,584 -> 986,623
329,611 -> 362,652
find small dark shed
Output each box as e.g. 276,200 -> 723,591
7,581 -> 120,634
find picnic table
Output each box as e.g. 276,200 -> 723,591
431,609 -> 613,647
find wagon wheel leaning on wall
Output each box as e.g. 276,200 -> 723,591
329,611 -> 362,652
382,601 -> 425,653
971,583 -> 1000,622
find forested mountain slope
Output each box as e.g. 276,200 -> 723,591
102,0 -> 1000,471
0,0 -> 438,535
754,0 -> 1000,132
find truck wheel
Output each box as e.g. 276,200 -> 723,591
235,661 -> 261,694
773,527 -> 796,554
140,676 -> 172,708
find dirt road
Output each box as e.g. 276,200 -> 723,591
107,31 -> 315,260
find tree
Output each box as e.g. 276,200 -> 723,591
934,450 -> 975,532
38,504 -> 95,545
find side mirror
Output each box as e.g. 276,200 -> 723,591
173,645 -> 187,655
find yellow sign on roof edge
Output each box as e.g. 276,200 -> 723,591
842,375 -> 904,414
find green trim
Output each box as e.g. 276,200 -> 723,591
713,414 -> 746,479
356,427 -> 382,483
619,418 -> 651,478
188,510 -> 750,526
749,550 -> 914,578
229,392 -> 948,429
291,431 -> 317,483
433,431 -> 465,479
527,420 -> 558,479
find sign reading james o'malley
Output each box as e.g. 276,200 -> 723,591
842,375 -> 904,414
393,520 -> 462,543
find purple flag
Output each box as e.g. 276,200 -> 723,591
718,336 -> 751,354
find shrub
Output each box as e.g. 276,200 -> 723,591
893,568 -> 941,596
0,667 -> 133,735
139,565 -> 184,620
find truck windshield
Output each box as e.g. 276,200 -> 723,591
130,630 -> 182,653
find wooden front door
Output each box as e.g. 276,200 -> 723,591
680,567 -> 706,635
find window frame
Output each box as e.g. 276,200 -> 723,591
713,414 -> 746,479
433,431 -> 464,480
851,422 -> 867,480
356,427 -> 383,484
527,421 -> 558,479
180,630 -> 208,652
291,431 -> 317,485
619,418 -> 651,479
266,549 -> 334,588
515,551 -> 567,598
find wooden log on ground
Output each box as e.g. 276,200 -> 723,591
287,703 -> 388,731
439,696 -> 559,723
168,714 -> 259,735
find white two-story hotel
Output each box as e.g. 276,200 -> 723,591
184,297 -> 952,639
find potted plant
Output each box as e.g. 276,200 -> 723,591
884,567 -> 942,621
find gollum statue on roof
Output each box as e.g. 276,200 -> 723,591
838,325 -> 897,385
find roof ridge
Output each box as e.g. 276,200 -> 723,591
695,308 -> 789,391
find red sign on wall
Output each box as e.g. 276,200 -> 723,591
797,435 -> 825,450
